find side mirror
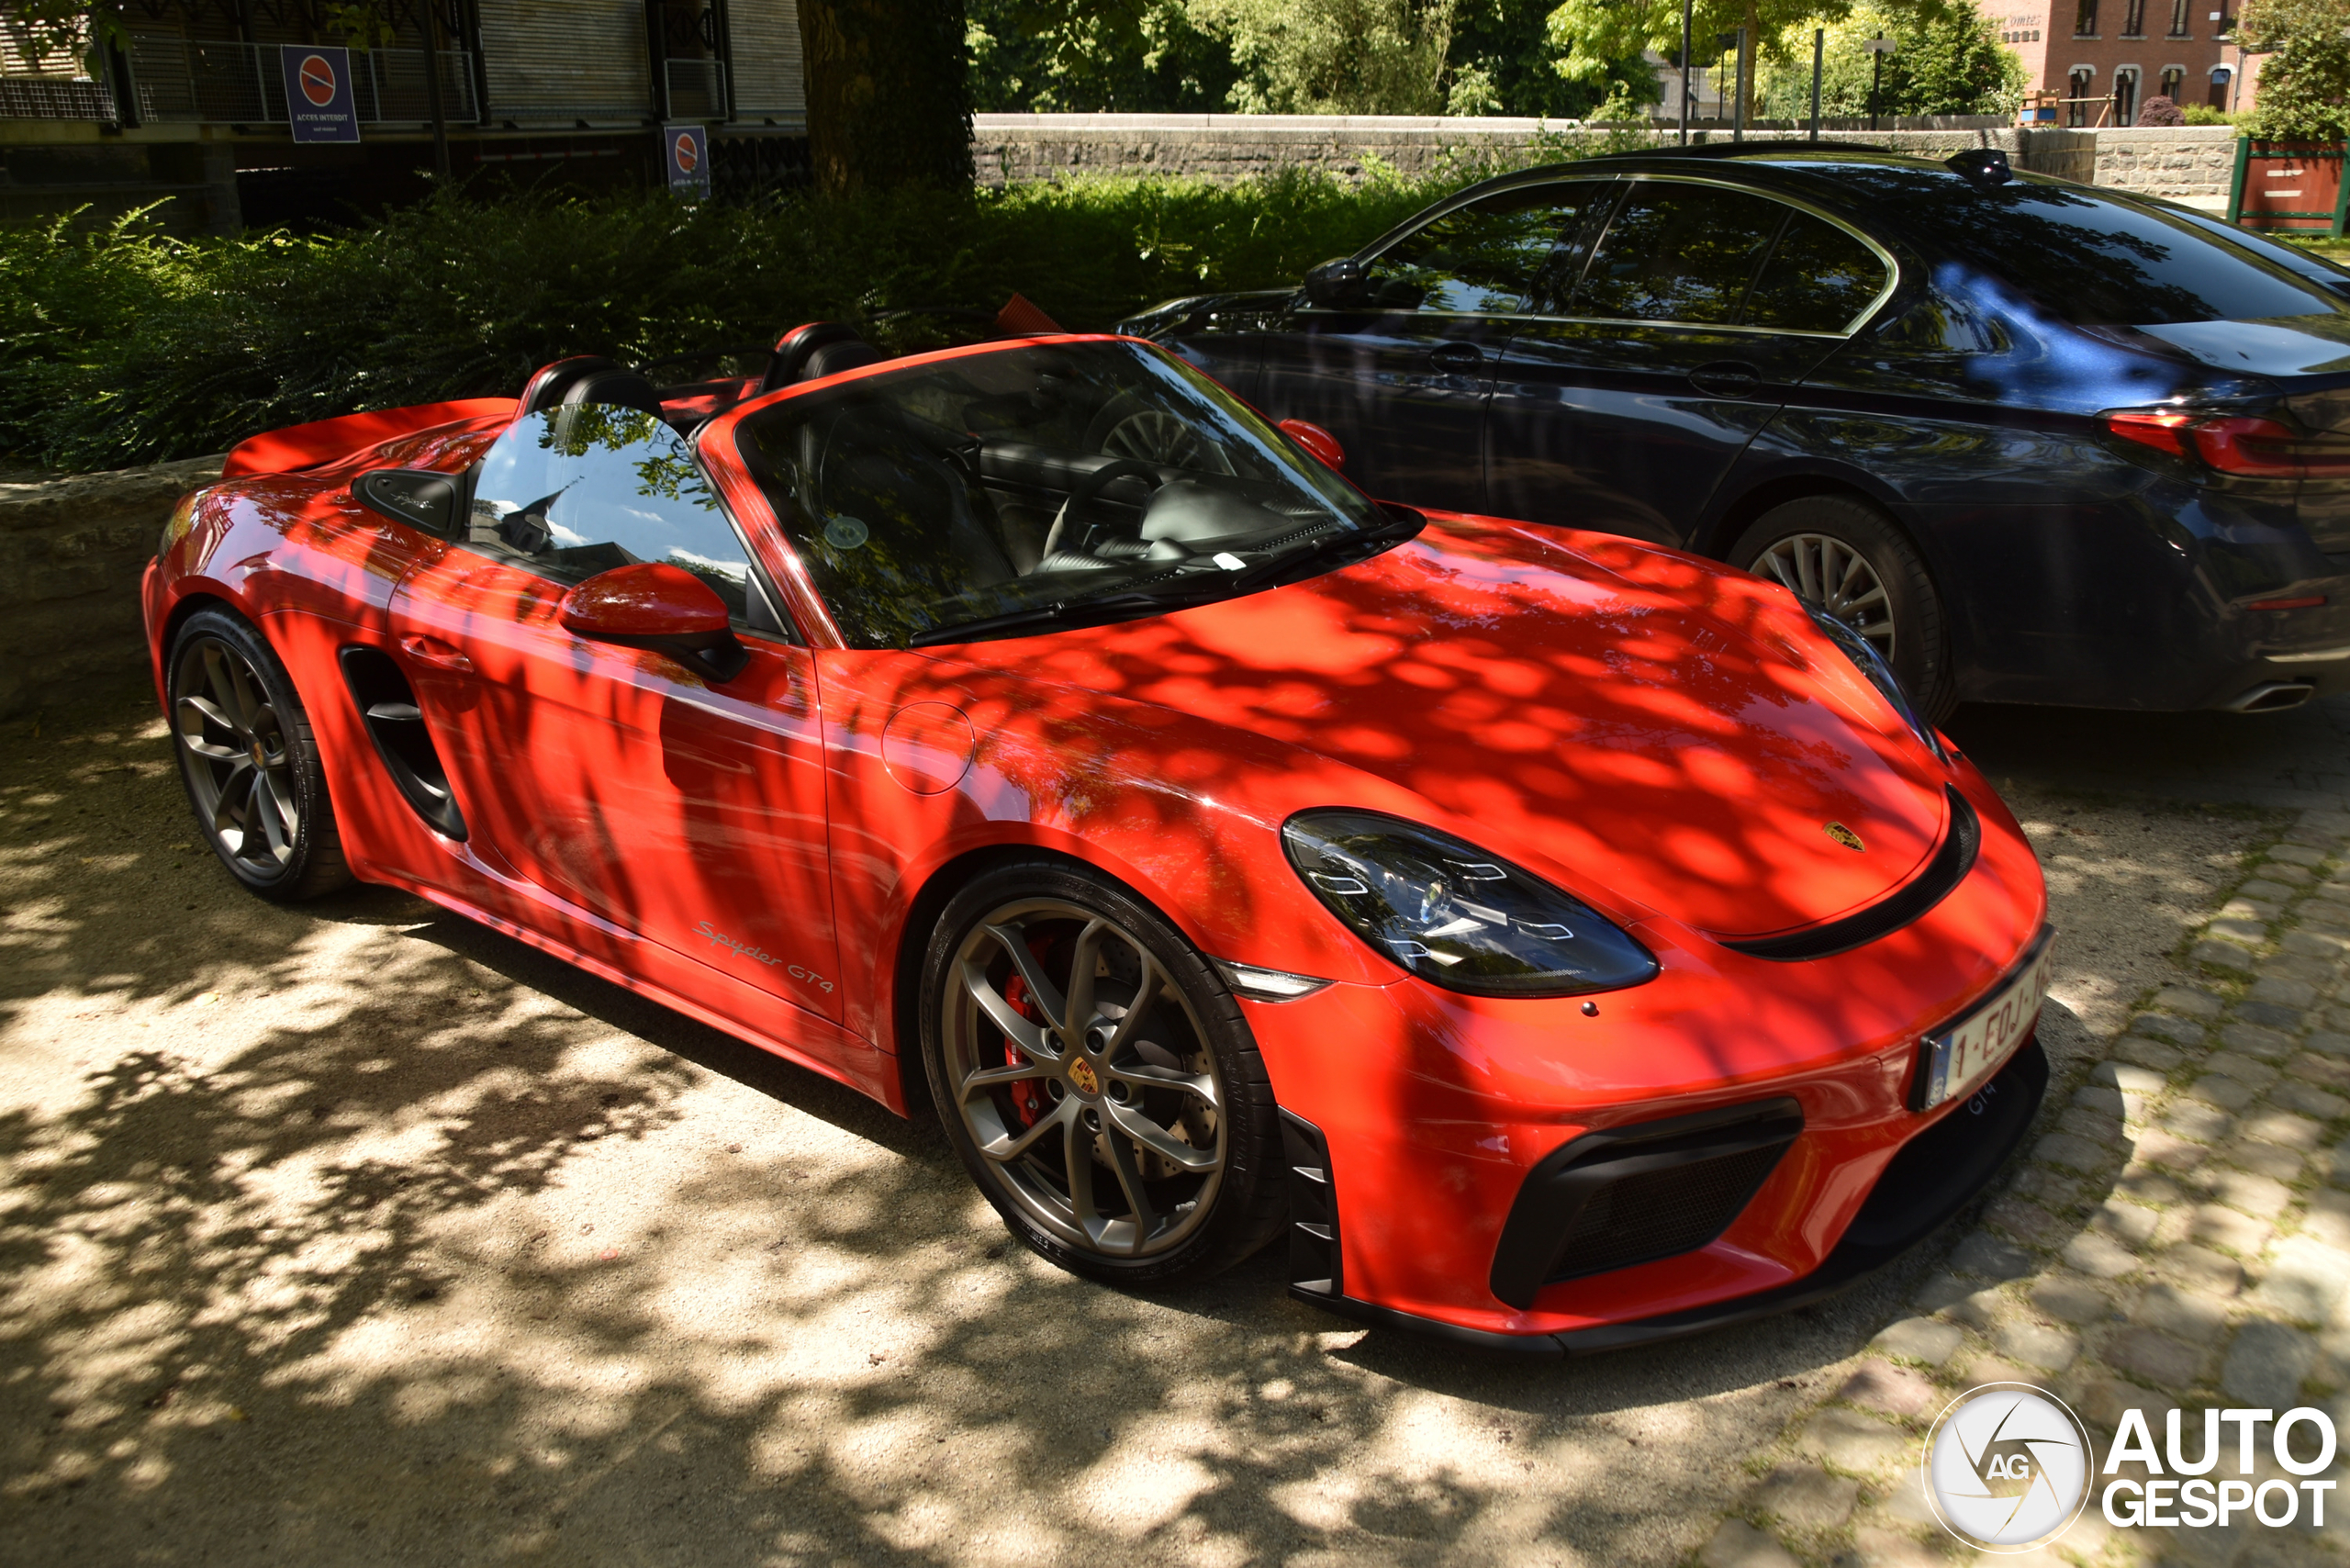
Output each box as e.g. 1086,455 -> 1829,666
354,468 -> 462,535
557,562 -> 748,682
1279,418 -> 1346,471
1304,256 -> 1366,308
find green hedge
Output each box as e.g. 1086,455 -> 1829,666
0,164 -> 1512,473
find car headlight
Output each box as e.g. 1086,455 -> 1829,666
1805,608 -> 1950,763
1281,810 -> 1659,997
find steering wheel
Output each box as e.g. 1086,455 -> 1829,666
1042,459 -> 1166,560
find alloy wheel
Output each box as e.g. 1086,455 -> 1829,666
1100,409 -> 1235,474
942,897 -> 1225,1260
173,636 -> 300,878
1754,532 -> 1897,658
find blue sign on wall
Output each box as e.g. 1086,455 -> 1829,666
664,123 -> 711,199
281,45 -> 360,144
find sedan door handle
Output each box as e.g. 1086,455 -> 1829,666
400,634 -> 474,674
1428,342 -> 1485,372
1688,360 -> 1762,398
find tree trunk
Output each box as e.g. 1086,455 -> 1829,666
798,0 -> 972,195
1741,0 -> 1761,124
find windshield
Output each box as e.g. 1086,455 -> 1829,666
734,339 -> 1382,647
1824,166 -> 2345,326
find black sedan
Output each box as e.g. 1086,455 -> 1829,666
1118,144 -> 2350,718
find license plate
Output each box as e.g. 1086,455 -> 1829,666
1916,927 -> 2055,1111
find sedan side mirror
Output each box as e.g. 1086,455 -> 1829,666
354,467 -> 462,535
1304,257 -> 1366,308
1279,418 -> 1346,471
557,562 -> 748,682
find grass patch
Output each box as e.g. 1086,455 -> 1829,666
0,157 -> 1595,473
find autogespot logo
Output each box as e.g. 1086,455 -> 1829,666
1924,1383 -> 2093,1551
1922,1383 -> 2343,1553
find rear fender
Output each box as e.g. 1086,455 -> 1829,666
222,398 -> 518,477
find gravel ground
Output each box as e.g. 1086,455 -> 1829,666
0,691 -> 2277,1567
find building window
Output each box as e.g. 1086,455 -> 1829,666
2160,65 -> 2184,98
2168,0 -> 2190,33
2069,65 -> 2096,123
2114,66 -> 2139,123
2208,63 -> 2231,108
2122,0 -> 2146,33
2075,0 -> 2098,32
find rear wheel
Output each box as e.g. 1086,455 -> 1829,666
919,859 -> 1284,1287
1729,496 -> 1955,722
168,608 -> 352,902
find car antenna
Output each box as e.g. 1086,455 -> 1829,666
1944,148 -> 2013,187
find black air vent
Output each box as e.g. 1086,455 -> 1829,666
338,645 -> 466,841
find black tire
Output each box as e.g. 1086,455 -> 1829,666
1728,496 -> 1956,722
167,608 -> 352,902
918,857 -> 1285,1288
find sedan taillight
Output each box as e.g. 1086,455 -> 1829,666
2102,409 -> 2350,480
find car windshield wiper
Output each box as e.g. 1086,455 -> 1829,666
1224,503 -> 1427,594
907,591 -> 1191,647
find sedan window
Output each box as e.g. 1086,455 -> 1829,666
1570,183 -> 1791,325
1743,211 -> 1890,333
466,406 -> 768,624
1828,167 -> 2344,326
1361,184 -> 1605,314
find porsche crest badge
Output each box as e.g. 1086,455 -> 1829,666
1068,1058 -> 1101,1095
1824,822 -> 1865,852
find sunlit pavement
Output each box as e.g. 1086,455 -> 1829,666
0,691 -> 2293,1565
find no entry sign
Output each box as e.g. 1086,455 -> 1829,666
665,123 -> 711,199
281,45 -> 359,143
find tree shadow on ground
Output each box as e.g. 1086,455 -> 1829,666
0,697 -> 2122,1568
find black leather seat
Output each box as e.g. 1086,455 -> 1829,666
757,322 -> 887,396
559,369 -> 666,419
517,355 -> 619,415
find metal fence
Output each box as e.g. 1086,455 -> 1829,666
123,39 -> 477,125
0,75 -> 116,120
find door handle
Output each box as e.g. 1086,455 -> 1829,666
1428,342 -> 1485,372
1688,361 -> 1762,398
400,634 -> 474,674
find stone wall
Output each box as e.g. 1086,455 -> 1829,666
2092,125 -> 2242,210
0,458 -> 221,721
971,114 -> 2230,207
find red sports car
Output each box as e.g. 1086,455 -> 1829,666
145,327 -> 2052,1352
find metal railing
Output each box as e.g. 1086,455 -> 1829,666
0,75 -> 116,120
124,38 -> 476,124
666,58 -> 725,119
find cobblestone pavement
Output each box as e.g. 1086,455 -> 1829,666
1949,699 -> 2350,816
1696,811 -> 2350,1568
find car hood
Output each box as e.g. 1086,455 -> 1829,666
946,518 -> 1954,940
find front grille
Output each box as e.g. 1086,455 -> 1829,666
1549,1142 -> 1790,1282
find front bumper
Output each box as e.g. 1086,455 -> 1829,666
1291,1036 -> 2046,1356
1243,768 -> 2049,1349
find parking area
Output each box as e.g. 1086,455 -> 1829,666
0,688 -> 2302,1566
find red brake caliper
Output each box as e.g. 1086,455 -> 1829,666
1002,970 -> 1047,1128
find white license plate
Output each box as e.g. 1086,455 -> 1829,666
1918,928 -> 2055,1111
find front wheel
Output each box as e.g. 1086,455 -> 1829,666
919,859 -> 1284,1287
1728,496 -> 1956,722
168,608 -> 352,902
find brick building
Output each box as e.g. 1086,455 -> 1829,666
1,1 -> 808,233
1986,0 -> 2246,125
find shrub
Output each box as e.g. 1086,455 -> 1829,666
1,164 -> 1526,472
2136,95 -> 2186,126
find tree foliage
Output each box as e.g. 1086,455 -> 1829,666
967,0 -> 1238,111
1191,0 -> 1460,112
1754,2 -> 2024,118
2238,0 -> 2350,141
